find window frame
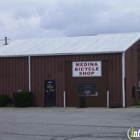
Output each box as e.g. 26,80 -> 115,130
77,82 -> 98,96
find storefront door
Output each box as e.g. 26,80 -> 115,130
45,80 -> 56,106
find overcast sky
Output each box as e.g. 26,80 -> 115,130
0,0 -> 140,39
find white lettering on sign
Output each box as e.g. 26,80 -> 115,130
72,61 -> 102,77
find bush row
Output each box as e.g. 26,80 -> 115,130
0,91 -> 33,107
0,95 -> 11,107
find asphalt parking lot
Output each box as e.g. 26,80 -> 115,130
0,107 -> 140,140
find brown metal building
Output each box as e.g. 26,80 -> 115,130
0,33 -> 140,107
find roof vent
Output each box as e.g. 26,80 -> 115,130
4,37 -> 8,45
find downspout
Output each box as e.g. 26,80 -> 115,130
122,52 -> 125,107
28,56 -> 31,91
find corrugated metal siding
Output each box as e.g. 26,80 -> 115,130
0,57 -> 28,98
0,53 -> 122,107
31,53 -> 122,107
125,41 -> 139,106
108,53 -> 122,106
31,56 -> 64,106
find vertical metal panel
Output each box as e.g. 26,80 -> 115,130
54,56 -> 59,106
41,57 -> 45,106
117,54 -> 122,106
31,56 -> 44,106
9,58 -> 13,94
61,55 -> 65,106
37,56 -> 41,106
31,57 -> 35,105
57,56 -> 61,106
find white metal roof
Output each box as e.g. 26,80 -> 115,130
0,32 -> 140,57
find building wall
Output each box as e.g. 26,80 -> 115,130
0,57 -> 28,98
125,41 -> 140,106
0,53 -> 123,107
31,53 -> 122,107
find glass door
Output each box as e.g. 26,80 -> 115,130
45,80 -> 56,106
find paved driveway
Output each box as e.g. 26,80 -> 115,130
0,107 -> 140,140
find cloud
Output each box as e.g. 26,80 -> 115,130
40,0 -> 140,36
0,0 -> 140,39
40,0 -> 110,31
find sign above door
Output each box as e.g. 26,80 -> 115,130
72,61 -> 102,77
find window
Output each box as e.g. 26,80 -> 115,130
77,82 -> 98,96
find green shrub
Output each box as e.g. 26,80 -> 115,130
133,100 -> 140,106
0,94 -> 11,107
13,91 -> 33,107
